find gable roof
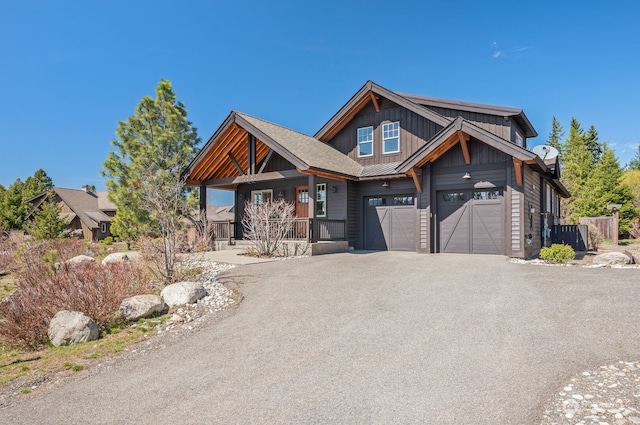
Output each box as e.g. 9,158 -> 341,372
398,117 -> 544,172
400,93 -> 537,138
314,81 -> 452,142
26,188 -> 112,230
184,111 -> 363,184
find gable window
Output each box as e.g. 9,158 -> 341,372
316,184 -> 326,217
101,223 -> 107,234
515,131 -> 524,147
251,189 -> 272,205
382,121 -> 400,154
357,126 -> 373,157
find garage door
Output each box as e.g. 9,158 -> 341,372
364,195 -> 416,251
437,189 -> 504,254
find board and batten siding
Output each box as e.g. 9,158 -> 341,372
426,106 -> 513,141
523,166 -> 542,258
327,98 -> 442,165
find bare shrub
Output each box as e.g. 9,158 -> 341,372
241,199 -> 295,257
0,262 -> 153,348
136,235 -> 204,283
629,219 -> 640,240
587,223 -> 603,250
192,213 -> 215,252
0,240 -> 17,274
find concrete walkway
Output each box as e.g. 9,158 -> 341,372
1,252 -> 639,424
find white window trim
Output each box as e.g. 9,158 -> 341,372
515,130 -> 524,147
251,189 -> 273,205
357,126 -> 374,158
101,223 -> 107,233
316,184 -> 327,217
382,121 -> 400,154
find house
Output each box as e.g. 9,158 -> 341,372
26,186 -> 116,242
184,81 -> 569,258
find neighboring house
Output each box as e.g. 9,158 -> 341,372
207,205 -> 234,222
26,186 -> 116,242
184,81 -> 569,258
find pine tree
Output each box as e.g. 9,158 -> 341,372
102,80 -> 200,279
24,192 -> 67,240
628,144 -> 640,170
547,116 -> 564,151
22,169 -> 53,201
575,146 -> 636,235
0,179 -> 25,230
560,118 -> 592,222
583,125 -> 602,165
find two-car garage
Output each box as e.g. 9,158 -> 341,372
363,189 -> 504,255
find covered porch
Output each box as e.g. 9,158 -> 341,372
183,111 -> 361,252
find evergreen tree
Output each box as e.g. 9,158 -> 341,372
546,116 -> 564,151
621,169 -> 640,211
560,118 -> 592,221
583,125 -> 602,165
0,179 -> 25,230
24,192 -> 67,240
22,169 -> 53,201
102,80 -> 200,275
628,144 -> 640,170
574,146 -> 636,234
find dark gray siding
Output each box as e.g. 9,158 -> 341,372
346,180 -> 360,248
261,152 -> 296,173
427,106 -> 512,141
434,138 -> 510,168
327,97 -> 442,165
351,178 -> 416,250
507,165 -> 523,258
523,166 -> 542,258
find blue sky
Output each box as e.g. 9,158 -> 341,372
1,1 -> 639,206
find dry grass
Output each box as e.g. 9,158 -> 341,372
0,317 -> 166,388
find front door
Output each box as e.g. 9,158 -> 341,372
295,186 -> 309,239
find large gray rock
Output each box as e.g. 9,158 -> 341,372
48,310 -> 99,347
102,252 -> 130,266
161,282 -> 206,307
120,294 -> 165,321
67,255 -> 95,264
592,251 -> 632,266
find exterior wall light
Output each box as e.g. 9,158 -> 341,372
382,181 -> 390,188
463,173 -> 471,179
331,186 -> 338,193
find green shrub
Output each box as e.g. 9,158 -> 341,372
100,236 -> 114,246
540,244 -> 576,264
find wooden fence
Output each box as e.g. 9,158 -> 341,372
579,217 -> 613,240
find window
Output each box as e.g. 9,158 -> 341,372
442,192 -> 465,202
368,197 -> 387,206
382,121 -> 400,154
515,131 -> 524,147
297,189 -> 309,204
251,189 -> 272,205
316,184 -> 326,217
393,196 -> 414,205
101,223 -> 107,234
357,126 -> 373,157
473,190 -> 501,200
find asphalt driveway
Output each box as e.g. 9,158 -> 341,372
1,252 -> 639,424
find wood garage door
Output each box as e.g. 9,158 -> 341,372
437,189 -> 504,254
364,195 -> 416,251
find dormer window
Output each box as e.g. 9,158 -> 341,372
382,121 -> 400,154
357,126 -> 373,157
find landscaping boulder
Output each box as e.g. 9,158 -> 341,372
161,282 -> 206,307
67,255 -> 96,264
120,294 -> 165,321
48,310 -> 99,347
592,251 -> 632,266
102,252 -> 130,266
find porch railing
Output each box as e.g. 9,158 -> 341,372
208,218 -> 345,243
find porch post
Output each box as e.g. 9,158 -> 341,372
199,185 -> 207,218
308,174 -> 316,242
248,134 -> 256,175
